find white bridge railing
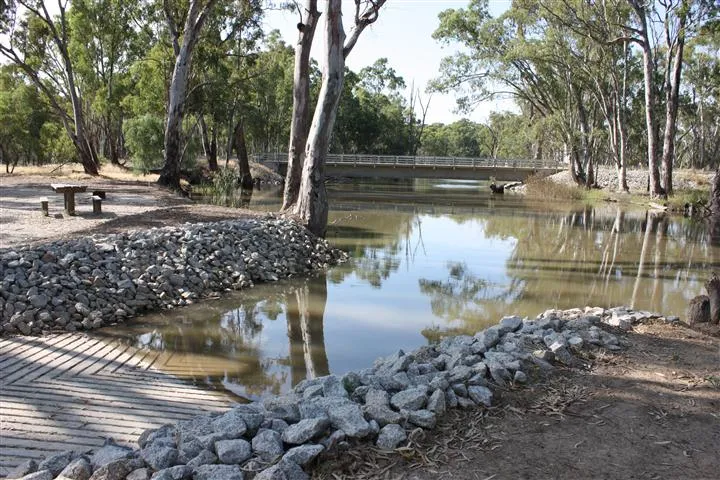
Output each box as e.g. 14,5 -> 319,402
252,153 -> 562,169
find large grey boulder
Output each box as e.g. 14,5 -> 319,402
38,451 -> 75,476
467,385 -> 493,407
92,440 -> 134,468
327,403 -> 372,438
251,429 -> 285,462
186,450 -> 217,469
362,403 -> 403,427
426,389 -> 446,415
150,465 -> 192,480
88,458 -> 144,480
282,444 -> 324,467
406,409 -> 436,429
56,457 -> 92,480
281,418 -> 330,444
7,459 -> 37,478
212,410 -> 248,439
141,445 -> 178,471
389,387 -> 427,411
126,469 -> 150,480
321,375 -> 348,398
376,424 -> 406,450
215,439 -> 252,464
364,389 -> 389,407
253,459 -> 308,480
192,464 -> 244,480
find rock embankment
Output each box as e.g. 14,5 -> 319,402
7,306 -> 678,480
0,216 -> 347,336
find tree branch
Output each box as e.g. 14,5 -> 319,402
343,0 -> 387,58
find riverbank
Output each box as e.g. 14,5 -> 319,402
5,308 -> 718,479
541,166 -> 714,212
0,216 -> 347,336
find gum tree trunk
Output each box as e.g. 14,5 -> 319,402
282,0 -> 320,211
292,0 -> 345,237
661,7 -> 686,196
631,1 -> 662,197
158,0 -> 216,190
234,120 -> 253,189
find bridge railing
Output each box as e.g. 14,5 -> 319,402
252,153 -> 563,169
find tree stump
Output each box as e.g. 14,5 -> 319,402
706,273 -> 720,325
687,295 -> 710,325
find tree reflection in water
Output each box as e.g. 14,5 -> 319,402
418,205 -> 718,340
98,274 -> 331,400
285,274 -> 330,387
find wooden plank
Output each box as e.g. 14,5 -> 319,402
40,375 -> 231,401
25,380 -> 231,408
1,419 -> 142,440
55,340 -> 123,379
1,335 -> 89,385
43,338 -> 112,379
0,387 -> 224,417
0,395 -> 206,421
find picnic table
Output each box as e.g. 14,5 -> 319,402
50,184 -> 87,216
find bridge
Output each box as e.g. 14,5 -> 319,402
253,153 -> 564,182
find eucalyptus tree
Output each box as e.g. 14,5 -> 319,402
191,0 -> 264,183
282,0 -> 321,211
431,0 -> 598,184
158,0 -> 218,190
283,0 -> 389,237
0,66 -> 49,171
68,0 -> 143,165
0,0 -> 100,174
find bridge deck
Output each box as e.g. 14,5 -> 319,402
0,333 -> 234,477
254,153 -> 564,181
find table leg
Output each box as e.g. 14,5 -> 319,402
65,192 -> 76,216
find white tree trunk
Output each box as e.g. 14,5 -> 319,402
292,0 -> 345,236
631,1 -> 662,196
158,0 -> 215,189
283,0 -> 321,211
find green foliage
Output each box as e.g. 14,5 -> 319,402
123,114 -> 164,173
0,66 -> 49,168
40,123 -> 77,164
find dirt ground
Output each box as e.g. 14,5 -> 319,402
0,172 -> 258,249
314,321 -> 720,480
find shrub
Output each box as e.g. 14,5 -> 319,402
124,114 -> 164,173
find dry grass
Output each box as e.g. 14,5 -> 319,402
524,174 -> 585,201
676,169 -> 713,189
1,163 -> 159,183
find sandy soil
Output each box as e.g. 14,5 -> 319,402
314,321 -> 720,480
0,174 -> 258,249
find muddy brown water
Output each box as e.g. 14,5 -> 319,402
96,179 -> 718,401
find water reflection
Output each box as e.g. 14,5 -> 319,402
102,179 -> 720,398
286,274 -> 330,386
98,274 -> 331,401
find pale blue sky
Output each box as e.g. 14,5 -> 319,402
263,0 -> 516,124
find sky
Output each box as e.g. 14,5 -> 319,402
262,0 -> 516,125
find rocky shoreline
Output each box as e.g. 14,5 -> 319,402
0,216 -> 347,337
6,306 -> 679,480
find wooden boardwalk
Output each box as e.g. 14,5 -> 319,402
0,333 -> 236,477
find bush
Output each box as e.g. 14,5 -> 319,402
124,114 -> 164,173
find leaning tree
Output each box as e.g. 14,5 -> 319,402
282,0 -> 388,236
158,0 -> 217,190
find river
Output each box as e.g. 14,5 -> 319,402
98,179 -> 717,401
